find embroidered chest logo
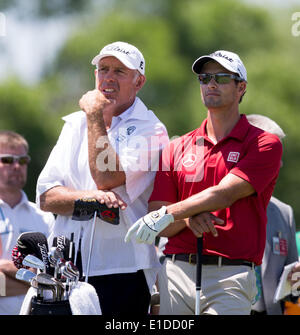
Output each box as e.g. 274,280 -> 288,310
227,152 -> 240,163
182,153 -> 197,167
127,126 -> 136,135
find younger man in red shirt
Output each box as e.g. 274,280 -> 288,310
125,50 -> 282,314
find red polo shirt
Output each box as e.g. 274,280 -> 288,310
149,115 -> 282,265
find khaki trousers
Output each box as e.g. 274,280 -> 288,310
158,258 -> 257,315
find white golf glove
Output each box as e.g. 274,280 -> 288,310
124,206 -> 174,244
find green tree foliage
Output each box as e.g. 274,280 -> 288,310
0,79 -> 61,200
1,0 -> 300,228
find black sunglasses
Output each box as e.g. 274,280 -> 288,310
0,154 -> 31,166
198,73 -> 243,85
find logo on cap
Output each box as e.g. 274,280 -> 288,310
212,52 -> 233,63
106,45 -> 130,55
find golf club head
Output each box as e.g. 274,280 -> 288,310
65,261 -> 80,281
60,265 -> 74,280
23,254 -> 46,272
16,268 -> 36,283
48,249 -> 65,281
36,273 -> 57,286
48,247 -> 64,267
52,235 -> 75,262
33,275 -> 59,302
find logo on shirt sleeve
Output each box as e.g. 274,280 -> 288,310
227,152 -> 240,163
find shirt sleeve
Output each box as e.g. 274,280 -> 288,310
230,132 -> 283,194
118,121 -> 169,203
148,141 -> 178,204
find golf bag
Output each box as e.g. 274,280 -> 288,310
30,296 -> 72,315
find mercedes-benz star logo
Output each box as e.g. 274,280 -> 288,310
182,154 -> 197,168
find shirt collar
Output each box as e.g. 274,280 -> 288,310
198,114 -> 250,142
116,97 -> 150,121
110,97 -> 150,130
0,191 -> 29,210
114,98 -> 138,122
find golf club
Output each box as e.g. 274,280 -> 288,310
22,254 -> 46,272
195,237 -> 203,315
48,247 -> 64,279
36,273 -> 65,302
31,277 -> 56,302
15,268 -> 36,283
85,210 -> 97,283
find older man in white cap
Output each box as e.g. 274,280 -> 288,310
36,41 -> 168,315
125,50 -> 283,315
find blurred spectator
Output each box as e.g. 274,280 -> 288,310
284,232 -> 300,315
296,231 -> 300,260
0,130 -> 54,315
246,115 -> 299,315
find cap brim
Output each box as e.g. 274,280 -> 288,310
192,55 -> 239,76
91,52 -> 136,71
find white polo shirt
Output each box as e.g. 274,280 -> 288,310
36,97 -> 169,290
0,192 -> 55,315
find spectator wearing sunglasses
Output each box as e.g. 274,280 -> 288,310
0,130 -> 54,315
125,50 -> 282,315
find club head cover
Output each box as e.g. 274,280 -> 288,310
72,198 -> 119,225
16,231 -> 52,275
97,203 -> 119,225
11,245 -> 27,269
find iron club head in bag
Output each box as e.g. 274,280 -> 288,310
15,268 -> 36,283
31,277 -> 56,302
35,273 -> 65,302
22,254 -> 46,272
48,247 -> 64,280
52,235 -> 75,262
65,261 -> 79,280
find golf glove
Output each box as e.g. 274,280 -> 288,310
124,206 -> 174,244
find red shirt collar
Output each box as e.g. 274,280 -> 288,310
197,114 -> 250,143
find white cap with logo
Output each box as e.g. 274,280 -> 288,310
192,50 -> 247,82
91,41 -> 145,75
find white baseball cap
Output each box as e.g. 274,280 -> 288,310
91,41 -> 145,75
192,50 -> 247,82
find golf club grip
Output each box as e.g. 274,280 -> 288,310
68,233 -> 74,262
196,237 -> 203,290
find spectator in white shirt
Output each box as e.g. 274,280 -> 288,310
0,130 -> 54,315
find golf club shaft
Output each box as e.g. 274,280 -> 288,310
85,211 -> 97,283
195,237 -> 203,315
